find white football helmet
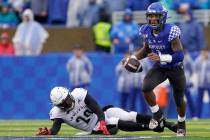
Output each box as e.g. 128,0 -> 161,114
50,87 -> 69,105
50,86 -> 75,111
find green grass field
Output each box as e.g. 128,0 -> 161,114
0,119 -> 209,140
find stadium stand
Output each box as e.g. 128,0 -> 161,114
112,10 -> 210,26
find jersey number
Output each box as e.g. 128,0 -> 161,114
76,109 -> 93,124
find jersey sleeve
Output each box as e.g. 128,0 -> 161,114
71,88 -> 88,101
49,106 -> 64,120
168,25 -> 181,42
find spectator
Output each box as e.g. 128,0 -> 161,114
183,51 -> 196,118
171,0 -> 200,11
194,48 -> 210,118
79,0 -> 100,27
115,52 -> 132,109
66,0 -> 102,27
126,0 -> 150,11
8,0 -> 27,11
102,0 -> 126,18
130,58 -> 151,113
12,9 -> 49,55
66,44 -> 93,89
0,3 -> 18,27
66,0 -> 89,27
176,7 -> 206,58
110,9 -> 139,53
8,0 -> 28,21
29,0 -> 48,23
93,8 -> 111,53
0,32 -> 15,55
48,0 -> 68,25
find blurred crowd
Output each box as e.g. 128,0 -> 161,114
0,0 -> 210,27
0,0 -> 209,55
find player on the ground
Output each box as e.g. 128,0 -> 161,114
122,2 -> 186,136
36,86 -> 177,135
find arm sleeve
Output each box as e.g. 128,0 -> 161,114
171,50 -> 184,63
84,94 -> 105,121
50,118 -> 64,135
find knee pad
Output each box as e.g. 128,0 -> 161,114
106,117 -> 119,125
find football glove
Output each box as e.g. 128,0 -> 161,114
36,127 -> 52,135
99,120 -> 110,135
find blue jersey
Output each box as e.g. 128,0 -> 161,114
139,23 -> 182,68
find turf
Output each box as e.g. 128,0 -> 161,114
0,119 -> 209,140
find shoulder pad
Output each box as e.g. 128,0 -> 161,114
71,88 -> 88,101
168,25 -> 181,42
139,24 -> 149,36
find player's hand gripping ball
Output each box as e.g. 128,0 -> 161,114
122,55 -> 143,73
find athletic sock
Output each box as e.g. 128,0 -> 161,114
178,115 -> 186,122
149,105 -> 159,113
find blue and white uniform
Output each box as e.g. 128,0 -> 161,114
139,23 -> 182,68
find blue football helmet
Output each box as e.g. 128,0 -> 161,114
146,2 -> 168,30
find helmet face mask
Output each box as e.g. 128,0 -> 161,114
146,13 -> 162,29
57,94 -> 75,112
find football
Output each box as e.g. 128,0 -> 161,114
122,56 -> 143,73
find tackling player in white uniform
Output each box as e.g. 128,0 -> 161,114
37,87 -> 177,135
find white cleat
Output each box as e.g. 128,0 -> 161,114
177,129 -> 186,136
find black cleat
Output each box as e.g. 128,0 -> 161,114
149,110 -> 165,133
177,121 -> 186,136
165,121 -> 177,133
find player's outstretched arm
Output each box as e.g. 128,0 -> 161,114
121,42 -> 150,73
50,118 -> 64,135
84,94 -> 109,135
36,118 -> 64,135
85,94 -> 105,121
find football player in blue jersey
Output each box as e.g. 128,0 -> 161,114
122,2 -> 186,136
